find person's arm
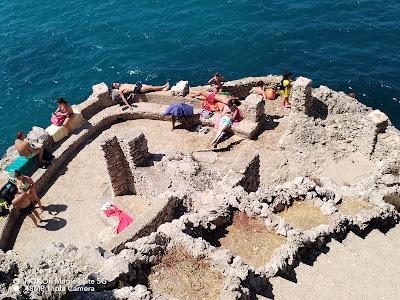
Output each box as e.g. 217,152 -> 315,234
231,107 -> 239,120
28,177 -> 35,188
25,141 -> 35,153
118,90 -> 132,108
208,77 -> 215,85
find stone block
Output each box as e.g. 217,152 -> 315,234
242,94 -> 265,122
368,110 -> 389,133
290,77 -> 313,114
171,80 -> 189,96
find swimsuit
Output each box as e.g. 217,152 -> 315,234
207,92 -> 216,103
134,83 -> 143,94
18,180 -> 30,193
282,80 -> 291,97
20,202 -> 35,216
220,116 -> 232,127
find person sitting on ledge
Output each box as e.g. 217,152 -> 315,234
208,72 -> 225,89
190,86 -> 239,108
211,99 -> 241,148
15,131 -> 48,166
12,171 -> 45,227
111,82 -> 170,109
51,97 -> 75,134
163,103 -> 194,131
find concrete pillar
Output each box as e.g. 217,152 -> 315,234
290,77 -> 313,114
100,136 -> 135,197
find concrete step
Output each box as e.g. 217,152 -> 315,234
270,225 -> 400,300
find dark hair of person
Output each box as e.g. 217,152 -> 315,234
215,72 -> 222,77
283,71 -> 293,80
229,99 -> 241,107
57,97 -> 69,104
14,170 -> 21,177
16,131 -> 24,139
233,99 -> 241,106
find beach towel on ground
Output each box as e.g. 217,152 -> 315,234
201,100 -> 225,112
104,204 -> 133,234
164,103 -> 194,117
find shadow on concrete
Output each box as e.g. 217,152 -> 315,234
44,204 -> 68,216
41,217 -> 67,231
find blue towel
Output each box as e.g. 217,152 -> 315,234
164,103 -> 194,117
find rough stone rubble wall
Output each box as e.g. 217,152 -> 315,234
100,136 -> 136,197
1,173 -> 398,300
99,130 -> 152,197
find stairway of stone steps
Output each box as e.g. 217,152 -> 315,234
266,224 -> 400,300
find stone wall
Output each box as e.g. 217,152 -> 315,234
290,77 -> 313,115
221,152 -> 260,193
222,75 -> 282,99
100,136 -> 136,196
241,94 -> 265,122
124,132 -> 151,167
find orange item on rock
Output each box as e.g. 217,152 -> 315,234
265,88 -> 277,100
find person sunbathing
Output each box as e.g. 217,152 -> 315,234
112,82 -> 170,109
250,85 -> 277,100
190,86 -> 238,107
14,131 -> 46,164
211,99 -> 241,148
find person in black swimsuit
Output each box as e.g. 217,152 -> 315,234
111,82 -> 170,109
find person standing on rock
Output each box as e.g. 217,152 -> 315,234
280,71 -> 293,110
112,82 -> 170,109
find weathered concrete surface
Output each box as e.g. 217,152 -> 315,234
269,226 -> 400,300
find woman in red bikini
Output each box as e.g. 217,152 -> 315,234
190,86 -> 238,107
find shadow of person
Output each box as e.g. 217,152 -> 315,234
44,204 -> 68,216
41,217 -> 67,231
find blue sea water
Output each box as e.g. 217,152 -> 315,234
0,0 -> 399,155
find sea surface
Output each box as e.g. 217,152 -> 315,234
0,0 -> 399,155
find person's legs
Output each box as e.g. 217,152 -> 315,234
28,187 -> 43,211
27,213 -> 39,227
283,96 -> 291,109
141,82 -> 170,93
32,209 -> 43,222
212,124 -> 229,146
63,116 -> 73,133
171,116 -> 176,131
33,147 -> 44,163
189,90 -> 208,99
214,94 -> 232,105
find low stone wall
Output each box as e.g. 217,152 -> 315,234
222,75 -> 282,99
221,152 -> 260,193
104,193 -> 185,254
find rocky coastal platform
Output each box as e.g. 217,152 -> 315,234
0,75 -> 399,299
